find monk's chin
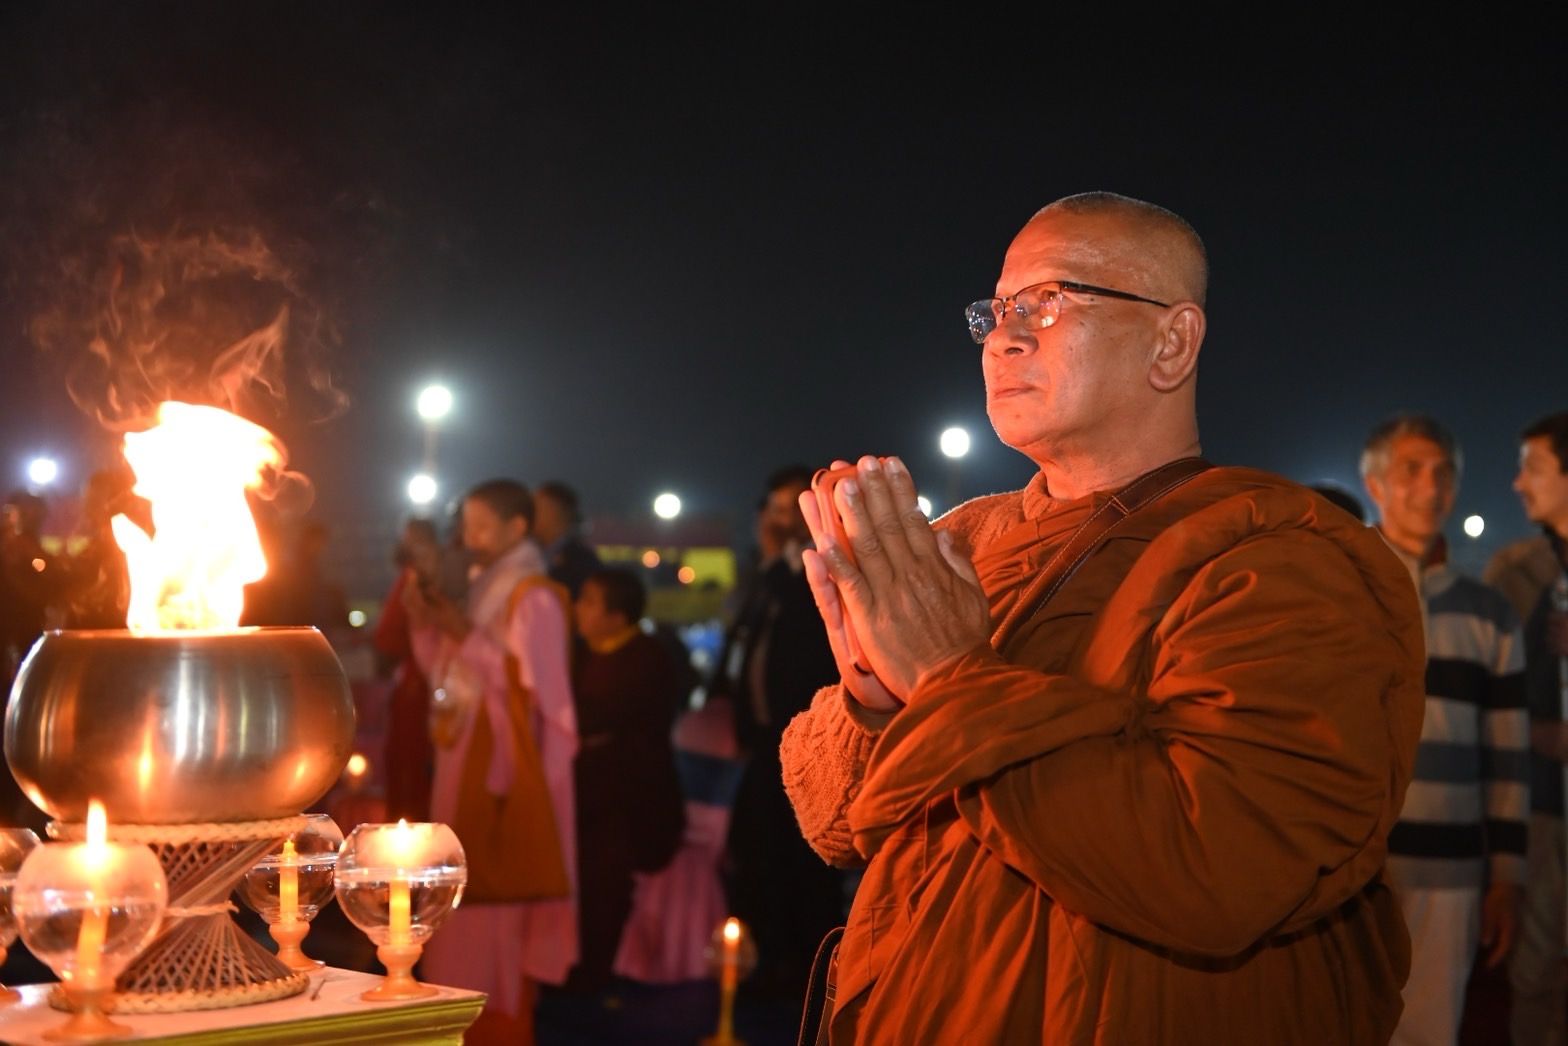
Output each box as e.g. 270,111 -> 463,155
985,404 -> 1049,452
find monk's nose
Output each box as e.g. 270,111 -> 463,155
985,324 -> 1035,358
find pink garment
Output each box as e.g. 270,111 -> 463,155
613,698 -> 739,983
613,802 -> 732,982
411,542 -> 579,1014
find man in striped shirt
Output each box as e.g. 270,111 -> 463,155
1361,414 -> 1529,1045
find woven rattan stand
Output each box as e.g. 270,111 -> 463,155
49,816 -> 311,1012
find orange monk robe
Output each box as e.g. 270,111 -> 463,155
781,468 -> 1426,1045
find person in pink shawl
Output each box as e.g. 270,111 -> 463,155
404,478 -> 579,1046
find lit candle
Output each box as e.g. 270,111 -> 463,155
279,838 -> 299,924
387,820 -> 416,947
75,801 -> 111,989
720,917 -> 740,992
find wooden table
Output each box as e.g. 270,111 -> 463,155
0,968 -> 485,1045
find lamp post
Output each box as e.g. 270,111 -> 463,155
415,384 -> 454,474
939,426 -> 971,507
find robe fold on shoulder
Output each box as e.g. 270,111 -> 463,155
780,467 -> 1425,1045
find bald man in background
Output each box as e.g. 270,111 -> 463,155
781,193 -> 1426,1043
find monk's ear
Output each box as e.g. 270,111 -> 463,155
1148,302 -> 1204,393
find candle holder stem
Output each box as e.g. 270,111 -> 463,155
268,919 -> 320,973
362,941 -> 436,1001
44,982 -> 133,1041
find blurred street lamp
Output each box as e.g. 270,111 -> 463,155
416,384 -> 454,422
1463,514 -> 1485,539
916,495 -> 933,518
27,456 -> 59,488
939,427 -> 971,460
653,492 -> 682,520
407,473 -> 439,506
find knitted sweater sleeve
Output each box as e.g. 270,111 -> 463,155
780,684 -> 887,868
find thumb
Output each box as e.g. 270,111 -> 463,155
937,530 -> 981,589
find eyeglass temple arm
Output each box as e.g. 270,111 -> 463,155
1058,281 -> 1170,308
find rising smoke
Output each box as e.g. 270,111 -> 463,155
0,91 -> 397,513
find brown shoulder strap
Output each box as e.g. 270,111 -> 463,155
502,574 -> 574,713
506,573 -> 571,623
990,457 -> 1212,650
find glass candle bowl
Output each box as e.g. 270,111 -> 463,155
0,827 -> 41,1005
334,821 -> 466,1001
12,834 -> 167,1040
238,814 -> 344,972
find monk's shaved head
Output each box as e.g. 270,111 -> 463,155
1026,192 -> 1208,307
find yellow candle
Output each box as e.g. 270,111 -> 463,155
76,905 -> 108,987
389,875 -> 412,947
75,801 -> 111,988
386,820 -> 418,948
279,839 -> 299,923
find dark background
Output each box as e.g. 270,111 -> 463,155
0,5 -> 1562,578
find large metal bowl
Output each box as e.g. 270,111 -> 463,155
4,627 -> 356,824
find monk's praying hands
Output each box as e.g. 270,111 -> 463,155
798,454 -> 991,704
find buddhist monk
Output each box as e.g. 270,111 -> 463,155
781,192 -> 1427,1044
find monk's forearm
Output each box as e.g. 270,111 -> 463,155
847,645 -> 1136,859
965,721 -> 1391,957
780,685 -> 884,867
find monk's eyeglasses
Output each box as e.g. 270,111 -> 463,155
964,280 -> 1171,345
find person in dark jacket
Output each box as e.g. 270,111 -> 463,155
711,465 -> 842,997
568,567 -> 684,994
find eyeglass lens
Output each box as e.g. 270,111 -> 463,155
965,285 -> 1062,344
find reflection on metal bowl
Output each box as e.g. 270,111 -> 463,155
4,627 -> 356,824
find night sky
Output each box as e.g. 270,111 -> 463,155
1,6 -> 1562,568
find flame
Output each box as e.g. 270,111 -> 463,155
111,401 -> 281,631
86,799 -> 107,848
723,917 -> 741,943
79,799 -> 112,875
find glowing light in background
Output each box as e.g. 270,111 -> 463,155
653,492 -> 682,520
677,565 -> 696,585
939,426 -> 971,460
27,456 -> 59,487
1463,514 -> 1485,539
415,384 -> 454,422
641,549 -> 661,569
348,609 -> 367,628
916,495 -> 933,517
407,473 -> 438,506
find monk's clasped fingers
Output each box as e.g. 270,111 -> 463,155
831,456 -> 908,591
834,456 -> 943,585
880,457 -> 942,560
